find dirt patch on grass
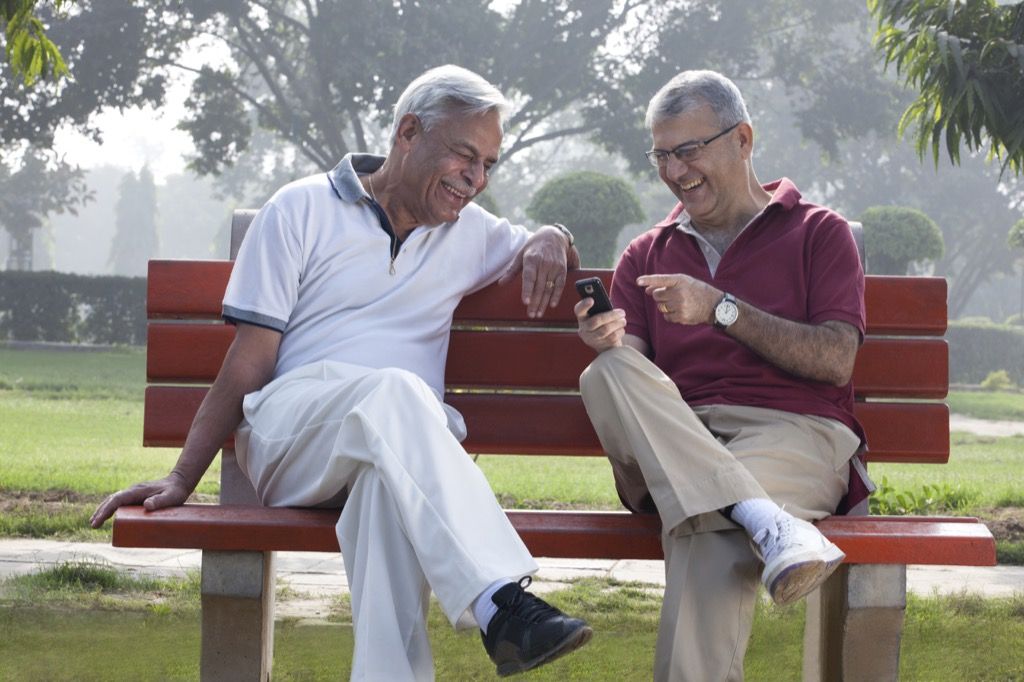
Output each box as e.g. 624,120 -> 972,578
0,489 -> 96,512
0,489 -> 217,516
978,507 -> 1024,543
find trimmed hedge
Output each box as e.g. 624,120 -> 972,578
0,271 -> 146,345
947,321 -> 1024,385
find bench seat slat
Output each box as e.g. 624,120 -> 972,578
146,323 -> 948,399
111,505 -> 995,566
143,386 -> 949,462
147,261 -> 947,335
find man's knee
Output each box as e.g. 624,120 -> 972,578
580,346 -> 633,395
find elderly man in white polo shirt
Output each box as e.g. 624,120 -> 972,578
91,65 -> 591,680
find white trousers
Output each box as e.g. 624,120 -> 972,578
235,361 -> 538,681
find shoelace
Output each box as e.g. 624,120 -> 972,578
752,513 -> 793,560
501,576 -> 562,624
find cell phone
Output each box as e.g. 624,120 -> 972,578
575,277 -> 613,316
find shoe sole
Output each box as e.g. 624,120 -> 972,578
496,624 -> 594,677
767,544 -> 845,607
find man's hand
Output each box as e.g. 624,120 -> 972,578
90,471 -> 194,528
637,274 -> 722,325
575,298 -> 626,352
499,225 -> 580,318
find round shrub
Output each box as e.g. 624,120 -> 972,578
527,171 -> 644,267
859,206 -> 944,275
980,370 -> 1015,391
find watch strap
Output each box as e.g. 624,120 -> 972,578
552,223 -> 574,248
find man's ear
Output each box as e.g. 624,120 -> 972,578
736,122 -> 755,159
395,113 -> 422,150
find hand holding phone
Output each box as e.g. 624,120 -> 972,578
575,277 -> 613,316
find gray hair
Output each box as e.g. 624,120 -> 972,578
390,65 -> 511,142
645,70 -> 751,130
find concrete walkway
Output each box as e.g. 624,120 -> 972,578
949,414 -> 1024,438
2,538 -> 1021,620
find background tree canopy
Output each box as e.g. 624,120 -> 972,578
2,0 -> 1023,322
868,0 -> 1024,175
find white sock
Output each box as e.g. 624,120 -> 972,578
730,498 -> 783,538
473,578 -> 513,634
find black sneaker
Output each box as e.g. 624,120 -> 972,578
481,576 -> 593,677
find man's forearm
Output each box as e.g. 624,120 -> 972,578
726,301 -> 859,386
170,326 -> 280,490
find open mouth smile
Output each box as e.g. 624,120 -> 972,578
441,181 -> 471,201
680,177 -> 704,192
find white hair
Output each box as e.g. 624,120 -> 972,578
645,70 -> 751,130
390,65 -> 511,142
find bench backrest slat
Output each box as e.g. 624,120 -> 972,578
143,385 -> 949,463
146,323 -> 948,399
144,212 -> 950,474
147,260 -> 947,335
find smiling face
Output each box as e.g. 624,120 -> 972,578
394,108 -> 502,228
651,104 -> 752,229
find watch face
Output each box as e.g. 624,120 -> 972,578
715,299 -> 739,327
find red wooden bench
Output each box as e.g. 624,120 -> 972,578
113,211 -> 995,681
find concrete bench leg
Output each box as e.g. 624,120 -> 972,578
802,563 -> 906,681
200,550 -> 276,682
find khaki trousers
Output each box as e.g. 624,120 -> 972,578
580,347 -> 859,682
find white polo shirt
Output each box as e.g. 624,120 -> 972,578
223,153 -> 530,398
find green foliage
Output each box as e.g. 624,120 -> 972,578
170,1 -> 633,174
526,171 -> 644,267
1,0 -> 69,86
1,1 -> 192,149
868,0 -> 1024,175
1010,217 -> 1024,250
869,475 -> 978,515
0,271 -> 146,344
947,320 -> 1024,384
859,205 -> 944,274
980,369 -> 1016,391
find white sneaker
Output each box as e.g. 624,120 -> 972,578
752,512 -> 845,606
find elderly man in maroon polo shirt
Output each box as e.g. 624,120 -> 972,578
574,70 -> 868,681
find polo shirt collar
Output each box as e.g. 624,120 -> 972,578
327,153 -> 385,203
654,177 -> 802,229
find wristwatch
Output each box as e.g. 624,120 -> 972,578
551,223 -> 574,249
713,293 -> 739,329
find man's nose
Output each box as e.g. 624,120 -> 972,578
663,154 -> 690,178
464,159 -> 487,189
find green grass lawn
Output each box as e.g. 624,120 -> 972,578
0,346 -> 1021,538
1,347 -> 1023,679
948,389 -> 1024,421
0,346 -> 146,401
2,564 -> 1022,681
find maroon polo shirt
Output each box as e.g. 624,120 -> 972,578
612,178 -> 866,441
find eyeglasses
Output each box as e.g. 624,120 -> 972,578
644,122 -> 740,167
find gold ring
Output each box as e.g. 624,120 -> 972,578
545,281 -> 555,289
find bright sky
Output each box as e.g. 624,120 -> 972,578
51,37 -> 231,184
